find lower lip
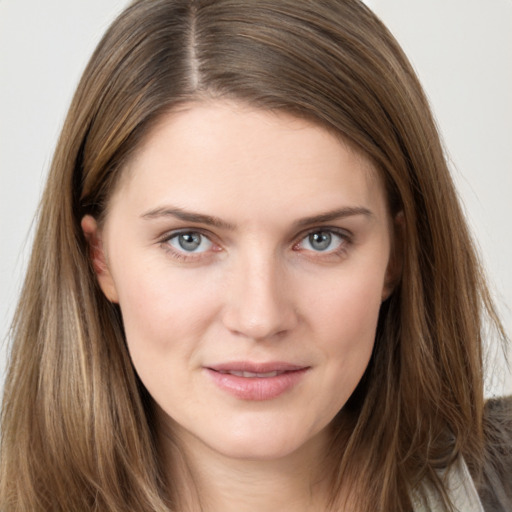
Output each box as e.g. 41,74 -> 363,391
205,368 -> 309,401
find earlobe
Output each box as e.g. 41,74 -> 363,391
382,211 -> 404,301
81,215 -> 119,303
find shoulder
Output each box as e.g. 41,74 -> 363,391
478,395 -> 512,512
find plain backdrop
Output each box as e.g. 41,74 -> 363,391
1,0 -> 511,397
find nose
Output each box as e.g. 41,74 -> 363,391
221,251 -> 299,341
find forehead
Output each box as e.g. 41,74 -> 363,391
108,101 -> 387,223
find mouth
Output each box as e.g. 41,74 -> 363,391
205,362 -> 309,401
216,370 -> 287,378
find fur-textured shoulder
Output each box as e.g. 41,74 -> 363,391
478,395 -> 512,511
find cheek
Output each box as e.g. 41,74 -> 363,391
309,266 -> 385,386
112,264 -> 224,414
111,257 -> 221,360
313,265 -> 384,341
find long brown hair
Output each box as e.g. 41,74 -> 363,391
1,0 -> 506,510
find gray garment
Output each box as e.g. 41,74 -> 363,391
479,396 -> 512,512
412,458 -> 484,512
412,396 -> 512,512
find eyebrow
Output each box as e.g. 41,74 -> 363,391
293,206 -> 373,228
140,205 -> 373,230
141,206 -> 237,230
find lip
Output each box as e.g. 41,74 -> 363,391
205,362 -> 310,401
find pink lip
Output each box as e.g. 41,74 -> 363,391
205,362 -> 309,401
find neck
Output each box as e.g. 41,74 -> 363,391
158,421 -> 334,512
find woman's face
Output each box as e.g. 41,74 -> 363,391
83,101 -> 398,461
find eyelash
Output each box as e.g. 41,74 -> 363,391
158,227 -> 353,262
158,229 -> 218,261
292,228 -> 352,259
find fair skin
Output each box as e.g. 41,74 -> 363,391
82,101 -> 399,511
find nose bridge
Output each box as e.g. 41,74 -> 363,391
222,244 -> 296,340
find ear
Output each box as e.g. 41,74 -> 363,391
382,211 -> 404,301
81,215 -> 119,303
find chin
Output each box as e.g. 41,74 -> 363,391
200,422 -> 329,462
213,442 -> 302,462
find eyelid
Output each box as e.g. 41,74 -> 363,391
293,226 -> 353,244
292,226 -> 353,255
169,232 -> 212,253
156,225 -> 353,262
158,227 -> 215,244
158,228 -> 222,260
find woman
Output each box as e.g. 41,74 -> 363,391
1,0 -> 510,510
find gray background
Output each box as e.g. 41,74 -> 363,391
1,0 -> 511,396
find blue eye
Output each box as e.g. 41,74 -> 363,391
168,232 -> 212,253
298,230 -> 345,252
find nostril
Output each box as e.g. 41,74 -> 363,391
221,303 -> 298,341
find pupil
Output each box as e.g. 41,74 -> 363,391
178,233 -> 201,251
310,232 -> 331,251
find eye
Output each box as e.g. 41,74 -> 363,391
296,230 -> 347,253
167,231 -> 213,253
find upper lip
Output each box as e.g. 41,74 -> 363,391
206,362 -> 309,373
